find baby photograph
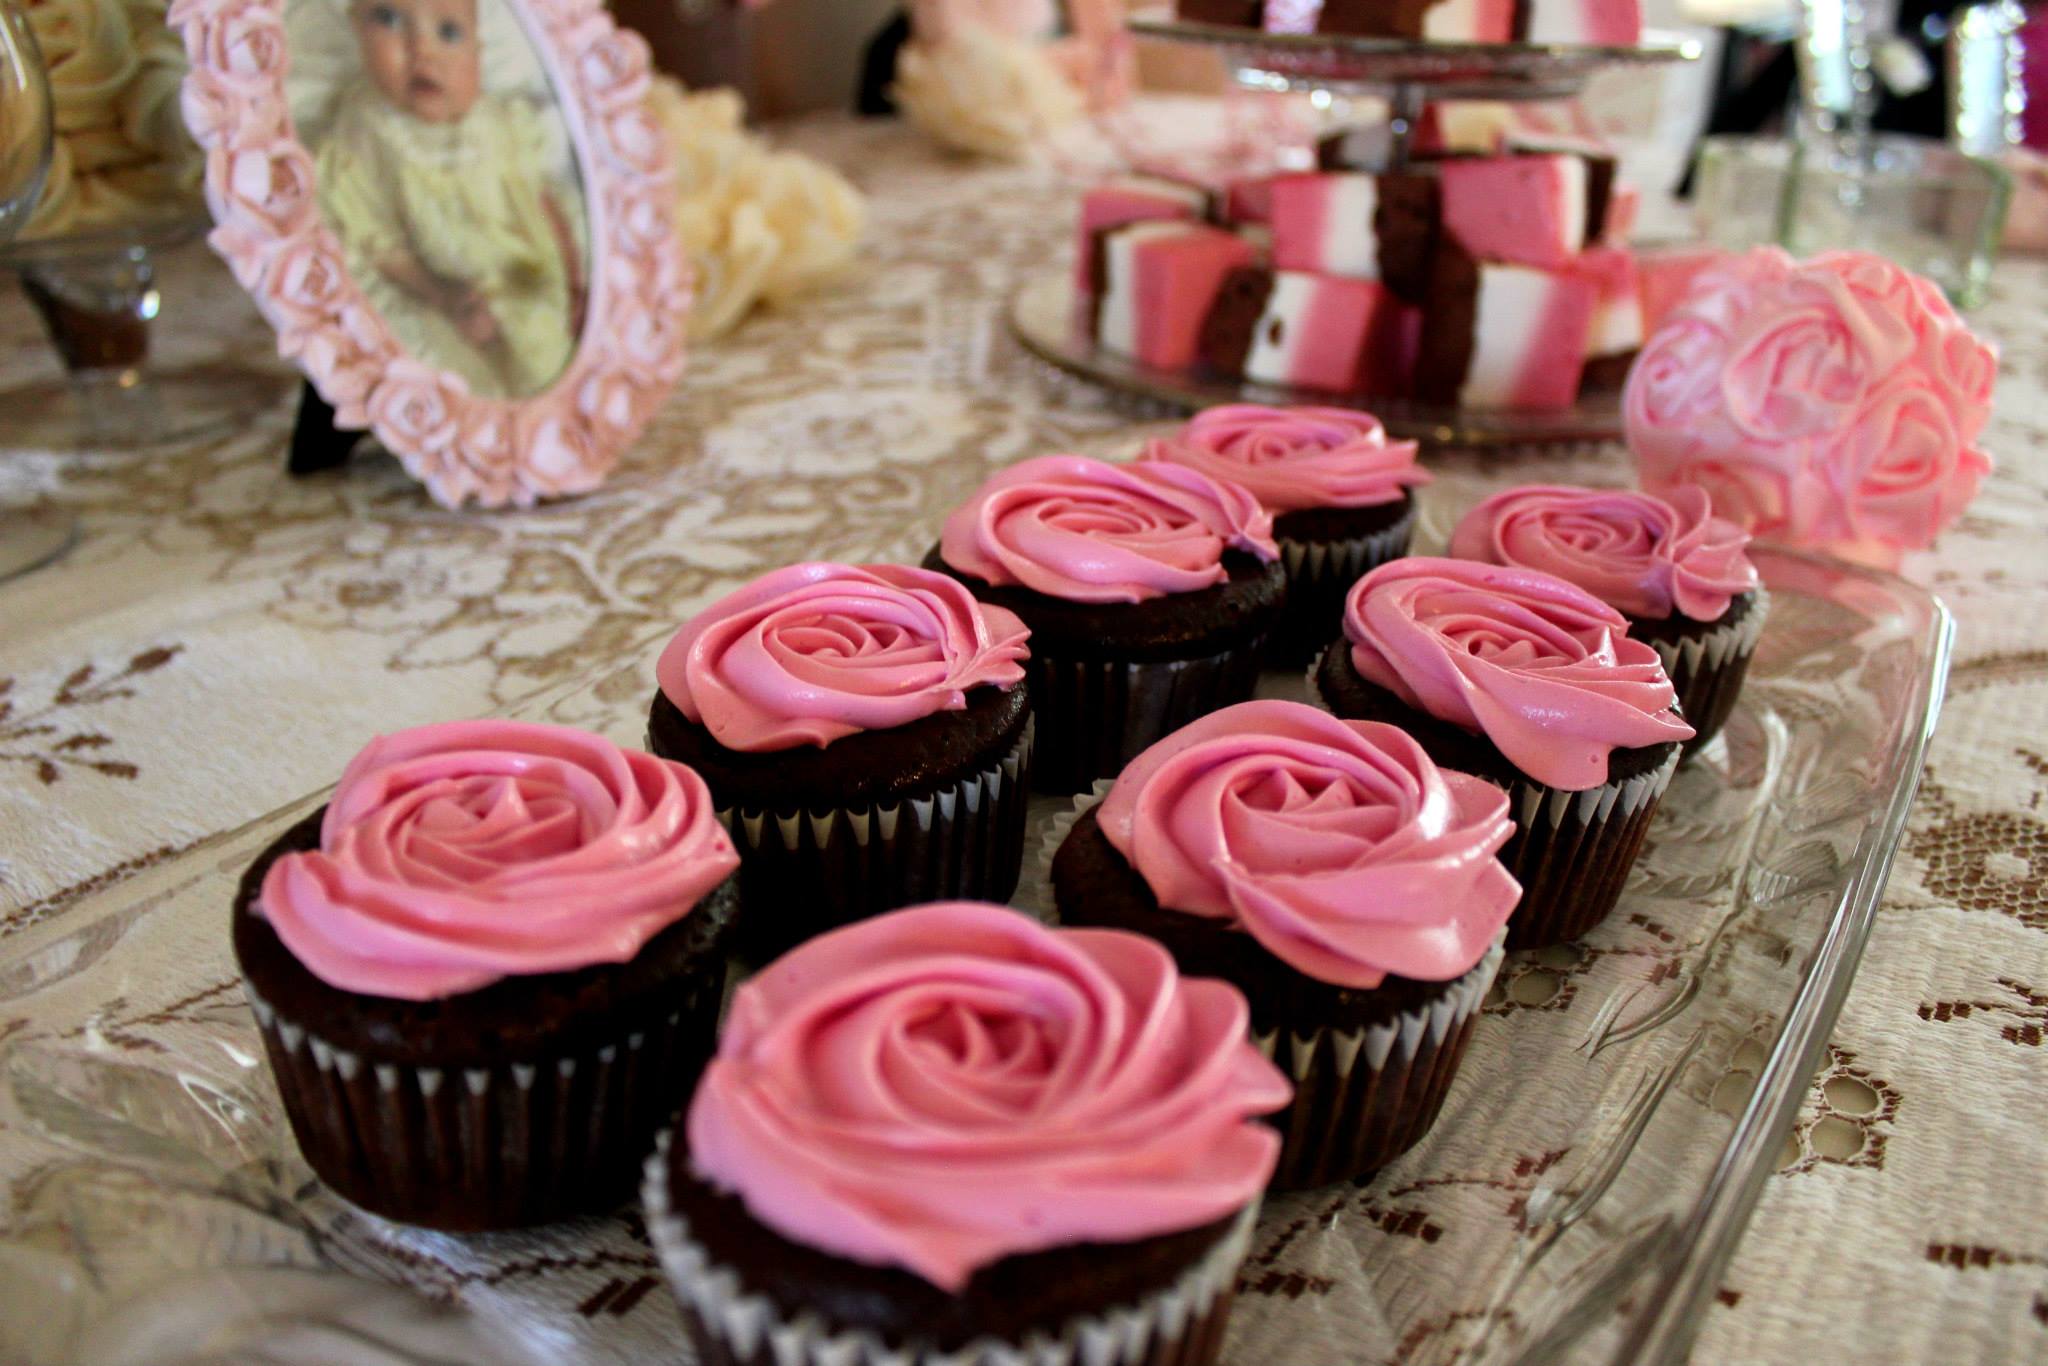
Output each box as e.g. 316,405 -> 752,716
285,0 -> 590,399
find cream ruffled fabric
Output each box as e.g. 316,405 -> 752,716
21,0 -> 201,238
647,79 -> 865,342
892,23 -> 1084,161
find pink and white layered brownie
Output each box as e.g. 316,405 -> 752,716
1439,154 -> 1592,272
1637,245 -> 1724,332
1200,268 -> 1407,394
1414,245 -> 1596,409
1416,0 -> 1520,41
1413,101 -> 1514,157
1269,171 -> 1438,300
1602,183 -> 1641,243
1498,135 -> 1620,242
1093,221 -> 1258,370
1075,175 -> 1213,292
1525,0 -> 1642,45
1222,175 -> 1279,226
1574,245 -> 1644,390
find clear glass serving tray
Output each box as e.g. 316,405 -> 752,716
1126,11 -> 1700,100
1011,270 -> 1626,448
0,527 -> 1950,1364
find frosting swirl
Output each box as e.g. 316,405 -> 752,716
258,721 -> 739,1000
939,454 -> 1279,603
686,902 -> 1289,1291
1098,701 -> 1518,987
1344,558 -> 1694,790
656,563 -> 1030,753
1142,404 -> 1429,513
1447,484 -> 1760,622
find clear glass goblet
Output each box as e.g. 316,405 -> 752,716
0,0 -> 72,582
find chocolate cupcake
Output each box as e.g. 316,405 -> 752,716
647,562 -> 1034,962
1313,558 -> 1693,949
235,720 -> 741,1231
1052,701 -> 1516,1189
644,902 -> 1288,1366
1143,405 -> 1427,666
1449,484 -> 1768,759
927,454 -> 1285,794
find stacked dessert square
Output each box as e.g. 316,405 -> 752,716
1077,106 -> 1650,412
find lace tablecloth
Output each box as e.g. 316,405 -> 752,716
0,113 -> 2044,1364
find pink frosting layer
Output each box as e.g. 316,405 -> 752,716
1447,484 -> 1760,622
656,563 -> 1030,753
686,902 -> 1290,1291
939,455 -> 1279,604
1625,247 -> 1997,570
1344,558 -> 1694,791
1141,404 -> 1429,514
1098,701 -> 1519,987
258,721 -> 740,1000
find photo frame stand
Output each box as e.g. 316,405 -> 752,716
287,380 -> 365,477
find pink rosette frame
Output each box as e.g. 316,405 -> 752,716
169,0 -> 689,510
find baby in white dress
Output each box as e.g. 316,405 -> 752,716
319,0 -> 585,398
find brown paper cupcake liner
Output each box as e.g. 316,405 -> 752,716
246,965 -> 727,1231
717,718 -> 1034,960
643,1130 -> 1259,1366
1306,654 -> 1682,949
1256,937 -> 1505,1191
1648,588 -> 1772,760
1029,643 -> 1266,796
1268,504 -> 1417,668
1497,747 -> 1682,949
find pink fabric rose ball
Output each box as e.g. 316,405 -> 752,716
1624,248 -> 1996,569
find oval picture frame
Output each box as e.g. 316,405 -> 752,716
170,0 -> 688,508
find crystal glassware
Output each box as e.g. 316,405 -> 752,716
0,0 -> 71,582
1692,132 -> 2012,307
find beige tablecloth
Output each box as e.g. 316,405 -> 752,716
0,114 -> 2044,1364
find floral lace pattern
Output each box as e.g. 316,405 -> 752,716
0,108 -> 2043,1364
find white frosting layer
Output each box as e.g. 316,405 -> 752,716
1460,265 -> 1551,407
1243,273 -> 1317,385
1320,175 -> 1380,280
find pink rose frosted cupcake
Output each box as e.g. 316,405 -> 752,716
1313,557 -> 1694,947
644,902 -> 1289,1365
1143,404 -> 1428,665
1450,483 -> 1768,757
928,454 -> 1286,793
1053,700 -> 1518,1188
234,721 -> 741,1230
649,562 -> 1034,959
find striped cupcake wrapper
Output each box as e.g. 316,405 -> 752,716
1027,642 -> 1266,796
1268,505 -> 1417,669
1498,746 -> 1683,949
717,719 -> 1035,962
1258,936 -> 1505,1191
1650,588 -> 1772,760
246,962 -> 728,1231
643,1131 -> 1260,1366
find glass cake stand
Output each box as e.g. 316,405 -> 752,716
1019,13 -> 1702,444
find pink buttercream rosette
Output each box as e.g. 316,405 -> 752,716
1096,700 -> 1519,989
656,562 -> 1030,752
686,902 -> 1289,1291
259,720 -> 738,1000
1625,247 -> 1997,570
1140,404 -> 1429,514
